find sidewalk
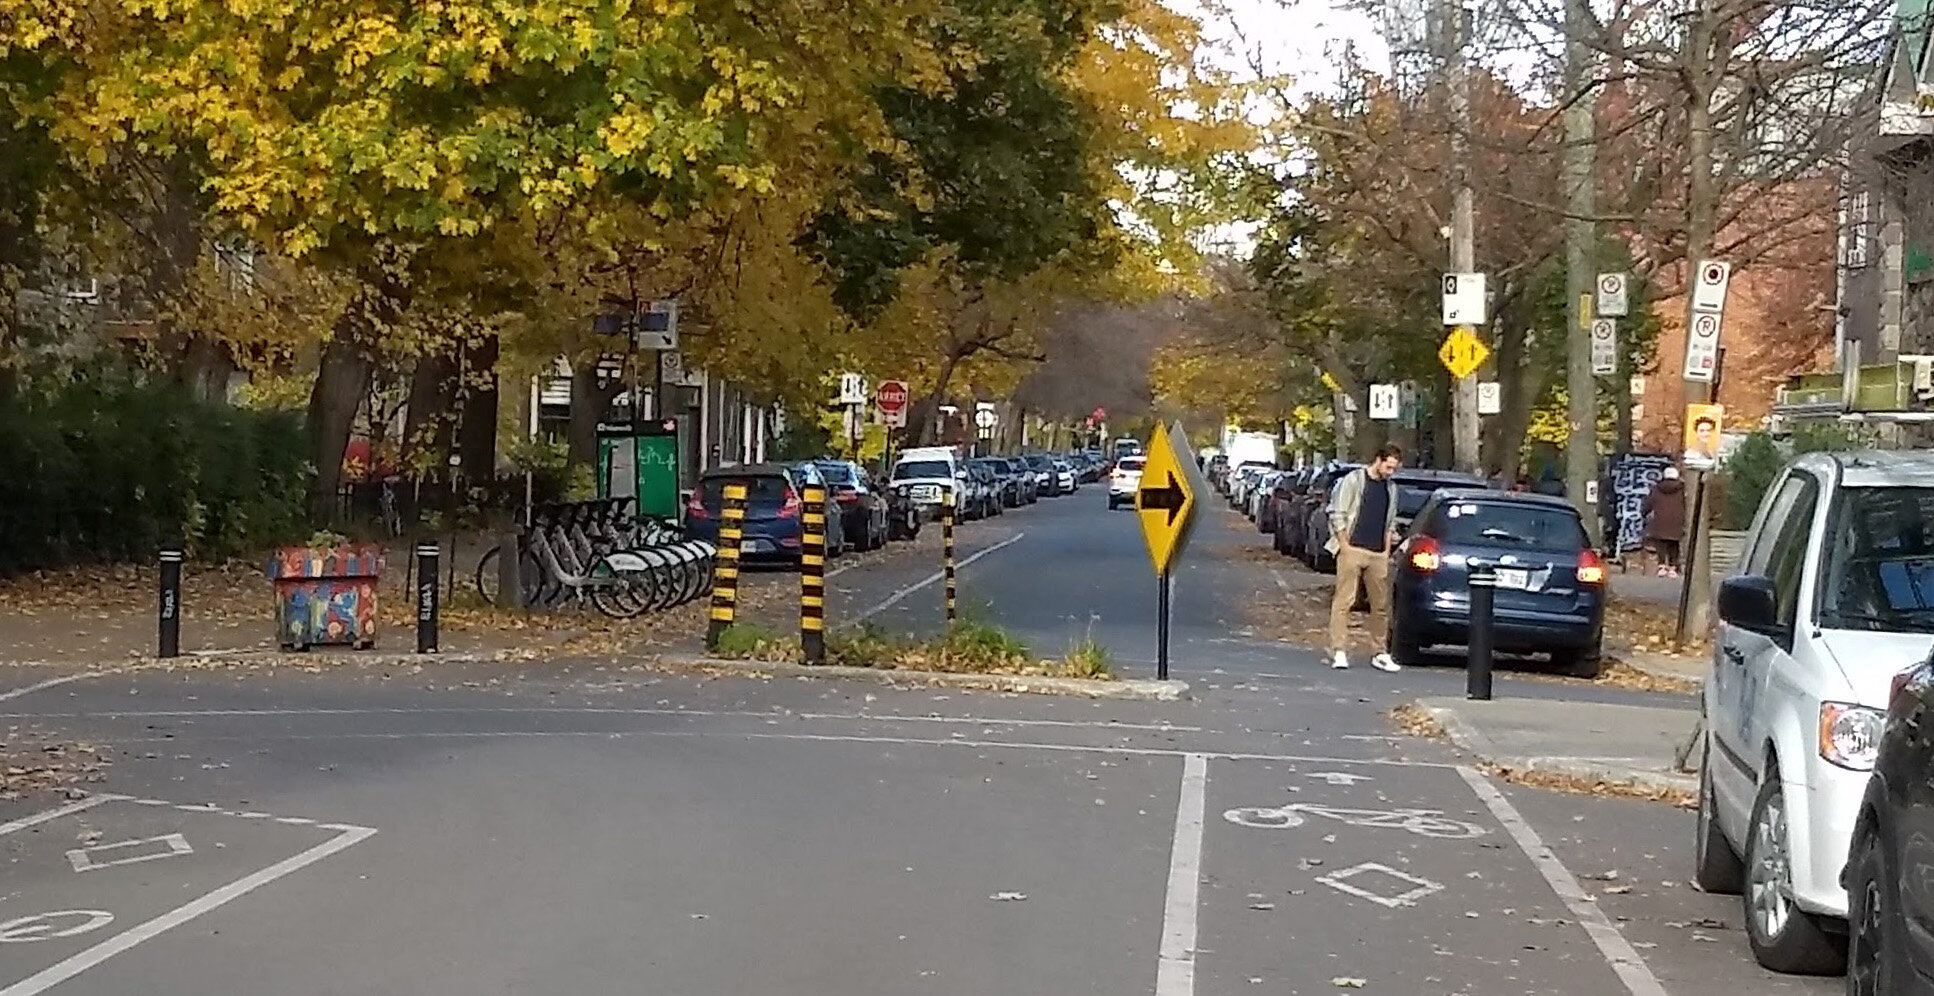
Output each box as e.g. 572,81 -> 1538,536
1417,695 -> 1700,796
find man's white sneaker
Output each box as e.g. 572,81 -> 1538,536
1370,653 -> 1401,672
1330,651 -> 1350,670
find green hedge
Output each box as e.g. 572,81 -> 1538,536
0,376 -> 312,572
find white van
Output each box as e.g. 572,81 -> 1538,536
890,446 -> 963,519
1698,451 -> 1934,975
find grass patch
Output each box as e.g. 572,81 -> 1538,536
710,624 -> 797,661
825,619 -> 1114,680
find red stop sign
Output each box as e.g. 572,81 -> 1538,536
876,380 -> 909,414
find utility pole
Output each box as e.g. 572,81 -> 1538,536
1676,0 -> 1720,644
1444,0 -> 1480,473
1562,0 -> 1599,531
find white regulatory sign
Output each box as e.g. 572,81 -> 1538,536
1368,384 -> 1400,420
1690,260 -> 1732,315
837,372 -> 867,406
1441,273 -> 1488,326
1590,318 -> 1618,376
1684,312 -> 1722,382
1596,273 -> 1629,317
1476,381 -> 1501,415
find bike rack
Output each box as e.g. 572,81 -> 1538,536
476,499 -> 719,617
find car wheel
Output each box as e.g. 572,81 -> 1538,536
1693,739 -> 1746,894
1273,525 -> 1290,554
1552,643 -> 1603,680
1743,774 -> 1847,974
1847,818 -> 1901,996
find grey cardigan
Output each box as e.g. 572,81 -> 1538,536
1325,468 -> 1398,555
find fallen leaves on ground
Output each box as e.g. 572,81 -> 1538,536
1390,703 -> 1447,740
1479,764 -> 1695,809
1514,660 -> 1699,696
0,730 -> 110,801
1606,595 -> 1709,658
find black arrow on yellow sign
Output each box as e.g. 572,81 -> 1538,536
1139,473 -> 1188,527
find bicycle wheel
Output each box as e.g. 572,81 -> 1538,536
1221,807 -> 1303,830
586,562 -> 645,619
475,547 -> 502,605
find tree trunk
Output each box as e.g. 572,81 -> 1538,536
1492,317 -> 1537,482
909,351 -> 963,446
305,279 -> 402,518
403,347 -> 458,484
458,332 -> 500,488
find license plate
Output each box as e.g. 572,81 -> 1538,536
740,540 -> 759,554
1495,568 -> 1530,590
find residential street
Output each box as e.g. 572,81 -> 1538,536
1,494 -> 1831,996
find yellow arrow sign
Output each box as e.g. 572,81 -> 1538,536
1136,426 -> 1197,577
1439,326 -> 1490,380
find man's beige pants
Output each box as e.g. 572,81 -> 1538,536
1328,544 -> 1390,656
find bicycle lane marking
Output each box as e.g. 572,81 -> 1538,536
0,670 -> 120,705
1192,757 -> 1641,994
1456,765 -> 1670,996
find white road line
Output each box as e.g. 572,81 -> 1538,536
1156,753 -> 1208,996
1268,568 -> 1290,595
0,671 -> 113,704
0,705 -> 1198,733
1455,766 -> 1670,996
92,726 -> 1452,766
0,794 -> 124,837
0,825 -> 376,996
854,533 -> 1028,621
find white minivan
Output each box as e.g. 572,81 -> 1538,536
1698,451 -> 1934,975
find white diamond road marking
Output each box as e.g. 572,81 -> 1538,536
65,834 -> 194,874
1315,862 -> 1444,909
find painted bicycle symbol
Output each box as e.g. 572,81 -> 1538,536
1222,803 -> 1486,839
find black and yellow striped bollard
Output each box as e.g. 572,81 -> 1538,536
943,487 -> 957,623
800,485 -> 828,664
706,482 -> 748,650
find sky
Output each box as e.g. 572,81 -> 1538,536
1194,0 -> 1389,94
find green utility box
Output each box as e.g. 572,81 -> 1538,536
597,421 -> 681,520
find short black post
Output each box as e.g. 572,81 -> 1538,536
1467,562 -> 1496,701
800,485 -> 828,664
158,548 -> 183,658
943,489 -> 957,624
415,541 -> 440,654
1157,571 -> 1171,681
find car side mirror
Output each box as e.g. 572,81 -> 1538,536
1718,575 -> 1780,633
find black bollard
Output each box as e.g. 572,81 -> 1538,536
158,548 -> 183,658
416,542 -> 440,654
1467,561 -> 1496,701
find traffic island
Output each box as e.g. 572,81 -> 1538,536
1410,696 -> 1699,801
655,655 -> 1189,701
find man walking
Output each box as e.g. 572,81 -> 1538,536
1327,444 -> 1403,672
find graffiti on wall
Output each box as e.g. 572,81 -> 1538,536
1606,452 -> 1675,555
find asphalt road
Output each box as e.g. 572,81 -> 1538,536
0,485 -> 1834,996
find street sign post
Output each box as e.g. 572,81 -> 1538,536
1441,273 -> 1488,325
1590,318 -> 1618,376
837,372 -> 867,406
1135,424 -> 1198,681
1684,312 -> 1722,382
1596,273 -> 1629,317
1368,384 -> 1400,420
1439,326 -> 1489,380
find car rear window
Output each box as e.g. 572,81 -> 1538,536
814,462 -> 858,484
893,461 -> 952,480
700,475 -> 793,506
1118,457 -> 1146,471
1428,501 -> 1587,549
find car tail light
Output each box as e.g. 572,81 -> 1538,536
1576,549 -> 1607,585
686,493 -> 710,519
778,489 -> 802,519
835,489 -> 860,505
1408,536 -> 1441,573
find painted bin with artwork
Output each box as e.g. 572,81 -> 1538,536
268,539 -> 383,650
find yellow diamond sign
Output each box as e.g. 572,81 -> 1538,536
1135,425 -> 1197,577
1439,326 -> 1490,380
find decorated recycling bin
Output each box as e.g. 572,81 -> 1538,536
267,539 -> 383,650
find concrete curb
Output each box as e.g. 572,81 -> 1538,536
1419,701 -> 1698,796
1607,646 -> 1707,689
661,656 -> 1190,701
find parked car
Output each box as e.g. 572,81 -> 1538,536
686,464 -> 844,562
814,459 -> 890,552
1388,490 -> 1606,677
1108,454 -> 1146,510
1299,462 -> 1363,572
1230,464 -> 1271,510
890,446 -> 963,520
1698,451 -> 1934,976
1052,458 -> 1078,494
992,457 -> 1038,504
788,462 -> 850,557
970,457 -> 1020,509
1270,468 -> 1316,556
1207,454 -> 1231,493
1846,650 -> 1934,992
1392,469 -> 1491,535
1021,453 -> 1060,495
1249,471 -> 1284,525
